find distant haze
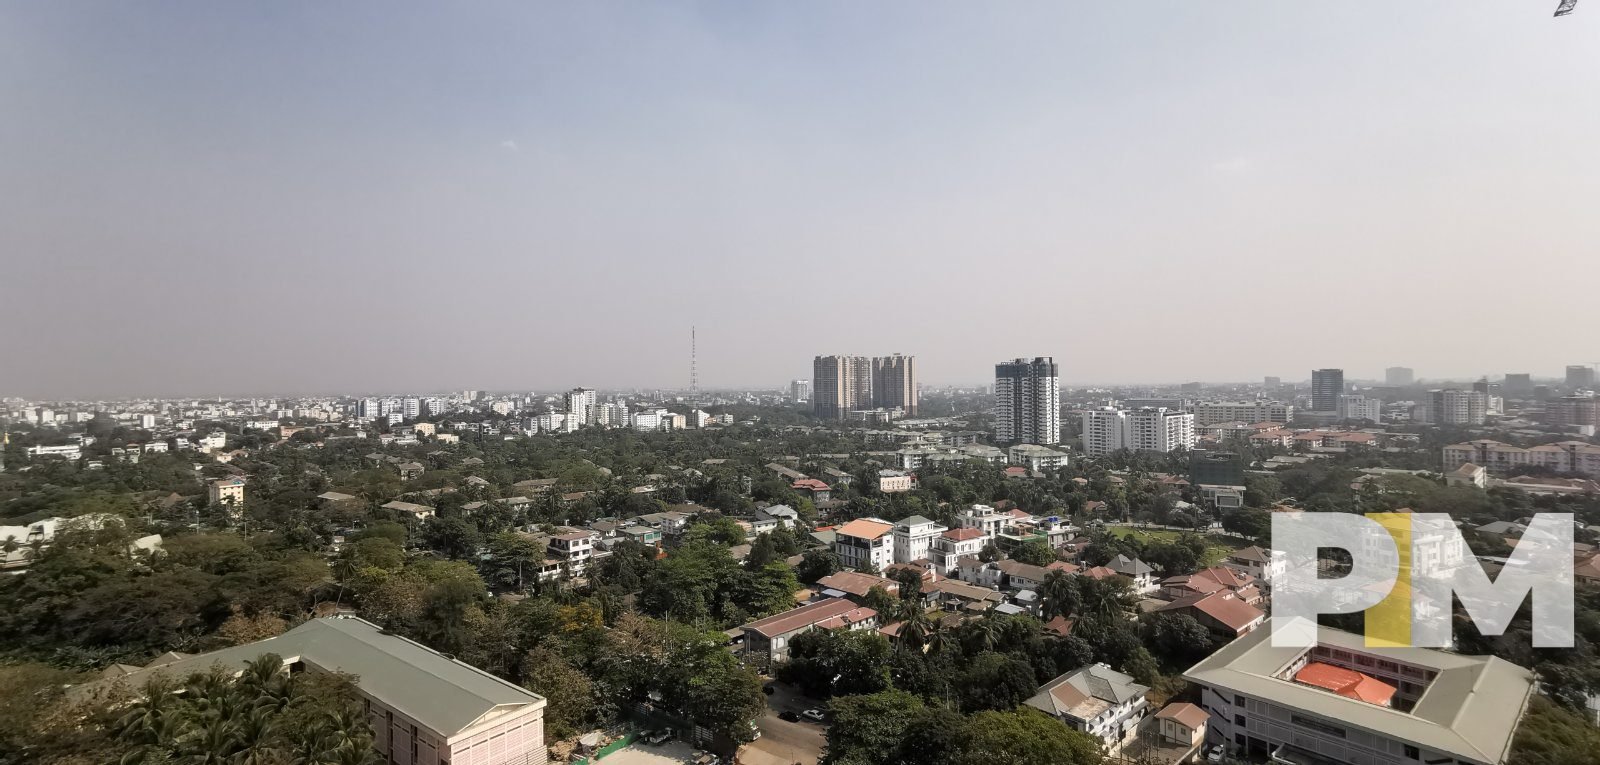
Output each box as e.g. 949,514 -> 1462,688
2,2 -> 1598,398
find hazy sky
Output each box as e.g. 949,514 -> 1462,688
3,2 -> 1598,398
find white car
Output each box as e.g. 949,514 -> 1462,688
800,708 -> 826,723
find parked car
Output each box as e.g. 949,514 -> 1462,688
801,708 -> 826,722
779,710 -> 800,722
1205,746 -> 1224,763
642,730 -> 671,745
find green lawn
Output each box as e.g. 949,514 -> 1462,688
1105,527 -> 1237,567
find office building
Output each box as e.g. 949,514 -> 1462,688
813,355 -> 872,420
564,388 -> 596,426
1192,401 -> 1293,427
1263,376 -> 1282,388
1384,367 -> 1414,386
1338,394 -> 1382,423
790,379 -> 812,404
1503,373 -> 1532,394
871,354 -> 917,415
1471,379 -> 1504,415
1184,621 -> 1533,765
994,357 -> 1060,444
1081,407 -> 1195,457
1428,389 -> 1487,425
1311,369 -> 1344,412
79,617 -> 548,765
1566,365 -> 1595,389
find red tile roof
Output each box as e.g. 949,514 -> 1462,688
1294,662 -> 1396,706
836,518 -> 894,540
942,528 -> 984,541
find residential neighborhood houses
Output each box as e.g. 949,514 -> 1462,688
3,369 -> 1599,765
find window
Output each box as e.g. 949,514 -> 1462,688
1404,745 -> 1420,759
1234,715 -> 1245,726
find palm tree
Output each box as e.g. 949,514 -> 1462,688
926,620 -> 958,656
230,707 -> 280,765
1039,570 -> 1079,620
173,716 -> 241,765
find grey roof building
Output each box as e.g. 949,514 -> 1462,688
1026,663 -> 1150,752
79,617 -> 547,765
1184,619 -> 1535,765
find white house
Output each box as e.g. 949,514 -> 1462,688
893,515 -> 946,564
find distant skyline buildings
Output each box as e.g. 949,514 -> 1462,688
811,354 -> 918,420
1385,366 -> 1414,386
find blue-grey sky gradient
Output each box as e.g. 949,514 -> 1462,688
2,1 -> 1598,397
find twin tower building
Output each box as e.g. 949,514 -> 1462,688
812,354 -> 918,420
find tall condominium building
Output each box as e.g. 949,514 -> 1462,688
356,398 -> 380,419
1384,366 -> 1414,386
1503,373 -> 1532,394
1080,406 -> 1195,457
813,356 -> 872,420
1428,389 -> 1487,425
1263,376 -> 1282,388
995,357 -> 1060,444
871,354 -> 918,416
564,388 -> 597,426
1567,365 -> 1596,389
1192,401 -> 1294,427
402,397 -> 421,420
1311,369 -> 1344,412
790,379 -> 812,404
422,397 -> 447,417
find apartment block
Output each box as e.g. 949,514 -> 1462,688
994,357 -> 1060,444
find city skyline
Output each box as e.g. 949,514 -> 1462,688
4,3 -> 1600,398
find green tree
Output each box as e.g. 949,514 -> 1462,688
1010,539 -> 1056,567
954,707 -> 1101,765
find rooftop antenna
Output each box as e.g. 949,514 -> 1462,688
1556,0 -> 1578,15
690,326 -> 699,398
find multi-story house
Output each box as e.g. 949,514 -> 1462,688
893,515 -> 946,564
955,504 -> 1013,538
1025,664 -> 1150,753
833,518 -> 895,571
928,528 -> 988,574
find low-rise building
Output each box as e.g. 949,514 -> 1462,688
75,617 -> 547,765
207,476 -> 246,508
740,597 -> 879,667
1008,443 -> 1069,472
1223,546 -> 1288,584
1184,621 -> 1536,765
928,528 -> 988,574
878,469 -> 914,493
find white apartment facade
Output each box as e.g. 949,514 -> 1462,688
1081,407 -> 1196,457
1443,439 -> 1600,478
892,515 -> 947,564
956,504 -> 1013,538
564,388 -> 597,426
1008,443 -> 1070,472
833,518 -> 896,571
1192,401 -> 1294,427
1339,395 -> 1383,423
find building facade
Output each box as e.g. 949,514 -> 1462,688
1384,367 -> 1414,386
813,355 -> 872,420
1428,389 -> 1487,425
871,354 -> 917,416
1311,369 -> 1345,412
1192,401 -> 1294,427
1081,407 -> 1195,457
994,357 -> 1060,444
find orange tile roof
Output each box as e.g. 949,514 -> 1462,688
1294,662 -> 1396,706
836,518 -> 894,540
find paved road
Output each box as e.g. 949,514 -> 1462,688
739,682 -> 825,765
